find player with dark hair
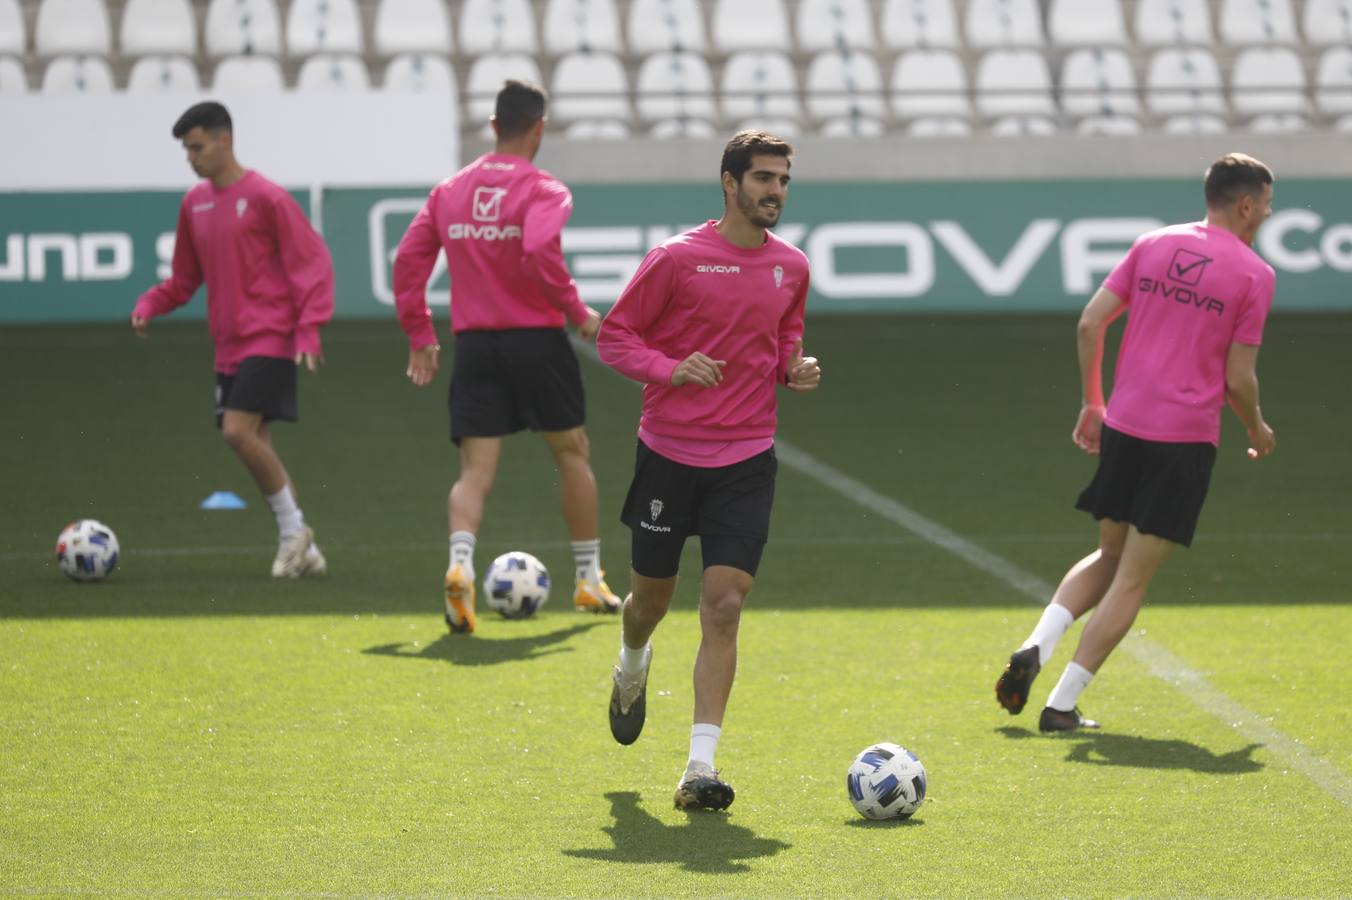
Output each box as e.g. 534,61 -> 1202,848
393,79 -> 622,635
598,130 -> 822,809
132,101 -> 333,578
995,152 -> 1277,731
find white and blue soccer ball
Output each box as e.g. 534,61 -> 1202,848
55,519 -> 120,582
847,742 -> 927,820
483,551 -> 550,619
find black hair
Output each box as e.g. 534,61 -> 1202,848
494,80 -> 548,140
720,129 -> 793,185
1204,153 -> 1273,208
172,101 -> 232,138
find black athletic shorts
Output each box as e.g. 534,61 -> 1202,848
215,355 -> 298,429
621,439 -> 777,579
1075,424 -> 1217,547
449,328 -> 585,445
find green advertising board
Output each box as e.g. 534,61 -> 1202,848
5,181 -> 1351,323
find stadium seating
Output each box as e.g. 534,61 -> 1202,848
820,114 -> 885,135
881,0 -> 960,49
1047,0 -> 1126,47
34,0 -> 111,55
543,0 -> 623,54
1146,46 -> 1226,116
1163,113 -> 1228,132
711,0 -> 791,52
1060,48 -> 1139,119
213,53 -> 285,89
650,116 -> 715,137
721,50 -> 800,124
964,0 -> 1044,48
890,49 -> 969,119
1315,46 -> 1352,114
0,55 -> 26,91
42,54 -> 114,91
805,48 -> 885,121
1133,0 -> 1213,46
626,0 -> 706,54
565,118 -> 631,138
0,0 -> 22,55
907,115 -> 971,136
990,114 -> 1057,135
1230,47 -> 1307,117
374,0 -> 453,55
1219,0 -> 1298,45
383,53 -> 456,91
297,53 -> 371,89
796,0 -> 876,52
1077,114 -> 1142,135
287,0 -> 365,56
204,0 -> 282,57
120,0 -> 197,56
974,49 -> 1054,118
460,0 -> 537,53
551,50 -> 629,121
126,54 -> 201,90
635,49 -> 715,122
1303,0 -> 1352,45
465,51 -> 544,119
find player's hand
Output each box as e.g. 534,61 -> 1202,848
295,352 -> 323,373
578,309 -> 602,342
407,344 -> 440,387
786,338 -> 820,392
671,351 -> 726,388
1246,421 -> 1276,460
131,314 -> 148,338
1072,403 -> 1106,454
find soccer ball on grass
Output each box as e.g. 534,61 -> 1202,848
847,742 -> 927,820
482,551 -> 550,619
56,519 -> 120,582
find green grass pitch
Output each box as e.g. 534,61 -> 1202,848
2,313 -> 1350,897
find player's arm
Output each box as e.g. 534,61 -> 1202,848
392,190 -> 444,386
1225,342 -> 1275,460
272,192 -> 335,372
1073,286 -> 1126,454
598,248 -> 716,386
521,180 -> 597,336
131,200 -> 202,336
778,269 -> 818,392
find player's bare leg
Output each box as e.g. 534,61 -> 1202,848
221,410 -> 321,577
444,436 -> 501,633
543,427 -> 620,613
221,409 -> 288,495
608,572 -> 675,745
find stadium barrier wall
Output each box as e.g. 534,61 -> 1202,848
4,179 -> 1351,322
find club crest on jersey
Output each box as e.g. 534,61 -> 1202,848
236,198 -> 248,218
650,499 -> 664,521
472,187 -> 507,222
773,265 -> 784,288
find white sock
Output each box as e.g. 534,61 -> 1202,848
618,636 -> 649,676
1046,661 -> 1095,712
266,486 -> 304,539
449,531 -> 476,581
688,723 -> 722,768
1020,603 -> 1076,666
572,539 -> 601,584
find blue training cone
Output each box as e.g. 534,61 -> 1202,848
200,491 -> 248,510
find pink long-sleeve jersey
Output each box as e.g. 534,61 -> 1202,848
133,171 -> 334,375
393,153 -> 593,348
597,220 -> 810,442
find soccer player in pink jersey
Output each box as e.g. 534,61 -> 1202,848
131,102 -> 333,579
393,80 -> 622,635
995,153 -> 1278,732
597,131 -> 822,810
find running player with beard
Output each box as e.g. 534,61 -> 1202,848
597,130 -> 822,810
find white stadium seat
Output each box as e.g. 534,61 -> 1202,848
711,0 -> 790,52
819,115 -> 885,136
650,117 -> 716,138
1335,114 -> 1352,131
551,51 -> 629,122
42,54 -> 113,91
1060,48 -> 1139,118
721,51 -> 800,123
627,0 -> 706,54
565,118 -> 631,138
126,54 -> 201,91
543,0 -> 622,55
805,49 -> 885,121
460,0 -> 537,53
1077,115 -> 1141,135
213,54 -> 284,89
1248,113 -> 1307,132
1315,46 -> 1352,115
0,55 -> 26,91
0,0 -> 23,55
1231,47 -> 1306,116
34,0 -> 111,55
374,0 -> 452,55
891,50 -> 968,119
734,116 -> 800,137
287,0 -> 364,56
383,53 -> 455,91
1219,0 -> 1297,45
908,116 -> 971,136
635,50 -> 715,122
465,52 -> 544,120
1303,0 -> 1352,46
1162,113 -> 1227,133
204,0 -> 282,56
974,49 -> 1054,118
1134,0 -> 1212,46
881,0 -> 959,49
297,53 -> 370,90
1048,0 -> 1126,46
990,115 -> 1057,135
965,0 -> 1043,48
120,0 -> 196,56
796,0 -> 875,52
1146,47 -> 1225,116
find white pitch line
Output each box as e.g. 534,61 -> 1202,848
772,439 -> 1352,811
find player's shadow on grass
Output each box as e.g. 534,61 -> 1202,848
563,791 -> 791,874
997,726 -> 1264,774
362,620 -> 604,667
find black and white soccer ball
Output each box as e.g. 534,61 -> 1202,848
847,742 -> 927,820
482,551 -> 550,619
55,519 -> 120,582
